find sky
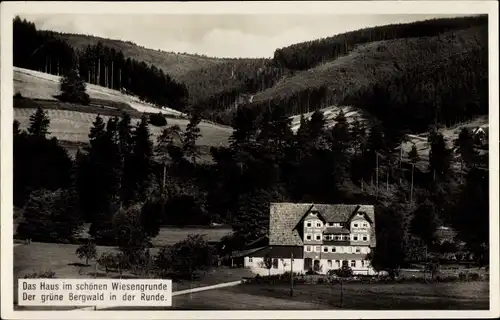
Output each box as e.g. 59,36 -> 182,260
21,14 -> 461,58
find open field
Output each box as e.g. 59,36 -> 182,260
222,281 -> 489,310
14,67 -> 184,116
14,107 -> 232,149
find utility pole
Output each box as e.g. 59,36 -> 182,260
339,278 -> 343,308
111,61 -> 114,89
290,252 -> 294,297
119,69 -> 122,89
376,152 -> 379,199
410,163 -> 414,204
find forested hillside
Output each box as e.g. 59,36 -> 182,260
55,33 -> 225,79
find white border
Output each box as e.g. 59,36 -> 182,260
1,1 -> 498,319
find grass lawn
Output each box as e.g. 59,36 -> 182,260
223,281 -> 489,310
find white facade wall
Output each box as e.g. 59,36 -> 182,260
244,257 -> 304,276
244,257 -> 377,276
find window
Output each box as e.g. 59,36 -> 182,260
305,246 -> 312,252
363,236 -> 368,241
323,246 -> 328,252
306,222 -> 312,227
337,247 -> 343,253
354,223 -> 358,227
336,260 -> 341,267
351,260 -> 356,267
327,260 -> 332,268
324,235 -> 331,240
328,222 -> 334,226
361,260 -> 365,267
315,234 -> 322,241
249,257 -> 253,263
353,235 -> 358,241
355,247 -> 361,253
306,234 -> 312,240
311,211 -> 317,216
272,258 -> 279,269
316,221 -> 322,228
331,247 -> 336,253
362,222 -> 368,227
314,246 -> 320,252
346,247 -> 352,253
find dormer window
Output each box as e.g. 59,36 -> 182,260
362,222 -> 368,227
328,222 -> 334,226
354,223 -> 359,227
316,221 -> 322,228
310,211 -> 317,216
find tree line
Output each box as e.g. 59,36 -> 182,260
13,17 -> 188,111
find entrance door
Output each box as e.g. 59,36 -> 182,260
314,259 -> 321,272
342,260 -> 349,268
304,258 -> 312,270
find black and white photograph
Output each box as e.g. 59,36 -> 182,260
1,1 -> 498,318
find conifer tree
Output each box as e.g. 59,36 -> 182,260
122,115 -> 153,204
183,112 -> 202,165
27,107 -> 50,138
428,131 -> 452,180
59,56 -> 90,105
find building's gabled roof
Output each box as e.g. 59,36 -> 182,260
269,203 -> 376,247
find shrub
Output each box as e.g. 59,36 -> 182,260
149,113 -> 167,127
334,265 -> 354,278
317,277 -> 326,284
14,92 -> 23,99
75,242 -> 98,266
468,272 -> 480,281
459,272 -> 467,281
24,270 -> 56,278
16,189 -> 82,242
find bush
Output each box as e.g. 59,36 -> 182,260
16,189 -> 83,242
459,272 -> 467,281
24,270 -> 56,278
14,92 -> 23,99
468,272 -> 481,281
149,113 -> 167,127
333,265 -> 354,278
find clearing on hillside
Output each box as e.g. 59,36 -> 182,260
14,67 -> 184,117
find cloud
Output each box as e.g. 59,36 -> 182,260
20,14 -> 460,58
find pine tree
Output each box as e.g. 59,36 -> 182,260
123,115 -> 153,204
59,56 -> 90,105
27,107 -> 50,138
454,128 -> 478,170
428,131 -> 452,180
183,112 -> 202,165
408,144 -> 420,165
